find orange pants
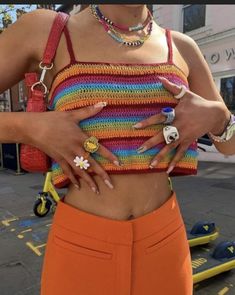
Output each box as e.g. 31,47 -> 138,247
41,192 -> 192,295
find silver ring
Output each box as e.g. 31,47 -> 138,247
161,107 -> 175,124
174,85 -> 187,99
73,155 -> 90,170
163,125 -> 180,144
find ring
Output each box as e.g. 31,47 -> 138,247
73,154 -> 90,170
174,85 -> 187,99
163,125 -> 180,144
83,136 -> 99,153
161,107 -> 175,124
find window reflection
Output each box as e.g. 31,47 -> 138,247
221,76 -> 235,112
183,5 -> 206,33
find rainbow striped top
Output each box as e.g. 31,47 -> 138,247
48,27 -> 198,188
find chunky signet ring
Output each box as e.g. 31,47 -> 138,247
163,125 -> 180,144
174,85 -> 187,99
83,136 -> 99,153
73,155 -> 90,170
161,107 -> 175,124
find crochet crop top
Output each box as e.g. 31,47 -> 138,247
48,25 -> 198,189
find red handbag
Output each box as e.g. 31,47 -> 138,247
20,12 -> 69,172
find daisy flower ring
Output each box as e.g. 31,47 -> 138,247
73,155 -> 90,170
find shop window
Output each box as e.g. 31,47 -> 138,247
183,5 -> 206,33
0,90 -> 11,112
220,76 -> 235,112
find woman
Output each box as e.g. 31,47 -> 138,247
0,5 -> 235,295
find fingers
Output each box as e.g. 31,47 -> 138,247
58,160 -> 80,189
88,157 -> 114,190
132,113 -> 165,129
166,143 -> 189,174
77,132 -> 121,168
76,126 -> 121,168
68,146 -> 116,194
149,140 -> 180,168
159,76 -> 188,97
70,157 -> 100,194
69,101 -> 108,122
98,144 -> 122,167
136,132 -> 164,154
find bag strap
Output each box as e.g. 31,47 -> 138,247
27,12 -> 69,96
42,11 -> 70,66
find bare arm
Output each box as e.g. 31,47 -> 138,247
0,9 -> 55,143
0,10 -> 118,192
0,9 -> 56,93
172,31 -> 235,155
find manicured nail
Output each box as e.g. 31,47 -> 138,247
133,122 -> 142,129
166,165 -> 174,174
94,102 -> 108,108
74,184 -> 80,190
104,179 -> 114,189
137,146 -> 147,154
113,160 -> 121,167
149,160 -> 158,168
91,187 -> 99,194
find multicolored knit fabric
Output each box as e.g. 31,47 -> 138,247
48,28 -> 198,188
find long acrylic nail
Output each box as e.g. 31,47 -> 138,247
133,122 -> 142,129
166,165 -> 174,174
137,146 -> 147,154
113,160 -> 122,167
74,184 -> 80,190
104,179 -> 114,189
94,101 -> 108,108
113,160 -> 120,167
91,187 -> 99,194
149,160 -> 158,168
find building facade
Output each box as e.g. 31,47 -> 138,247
153,5 -> 235,162
153,4 -> 235,113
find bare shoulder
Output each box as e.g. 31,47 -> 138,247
170,30 -> 205,69
10,9 -> 58,62
0,9 -> 60,92
170,30 -> 220,101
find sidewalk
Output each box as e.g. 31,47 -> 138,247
0,161 -> 235,295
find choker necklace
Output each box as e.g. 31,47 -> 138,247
90,5 -> 153,47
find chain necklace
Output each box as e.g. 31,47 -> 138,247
90,5 -> 153,47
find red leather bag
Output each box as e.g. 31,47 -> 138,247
20,12 -> 69,172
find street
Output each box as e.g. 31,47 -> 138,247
0,161 -> 235,295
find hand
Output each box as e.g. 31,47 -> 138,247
21,102 -> 121,194
133,77 -> 230,173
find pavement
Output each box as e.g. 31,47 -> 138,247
0,161 -> 235,295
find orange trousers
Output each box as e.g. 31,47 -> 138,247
41,192 -> 193,295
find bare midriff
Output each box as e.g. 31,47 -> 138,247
64,172 -> 172,221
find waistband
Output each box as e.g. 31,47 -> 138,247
52,191 -> 183,246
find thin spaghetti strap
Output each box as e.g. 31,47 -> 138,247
165,28 -> 173,64
63,24 -> 76,63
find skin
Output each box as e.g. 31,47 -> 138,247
0,5 -> 234,220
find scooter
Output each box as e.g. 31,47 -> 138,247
33,171 -> 60,217
187,221 -> 219,247
191,135 -> 235,283
192,240 -> 235,283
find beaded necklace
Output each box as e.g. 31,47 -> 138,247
90,5 -> 153,47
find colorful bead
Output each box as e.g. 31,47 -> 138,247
90,5 -> 153,47
92,4 -> 153,33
